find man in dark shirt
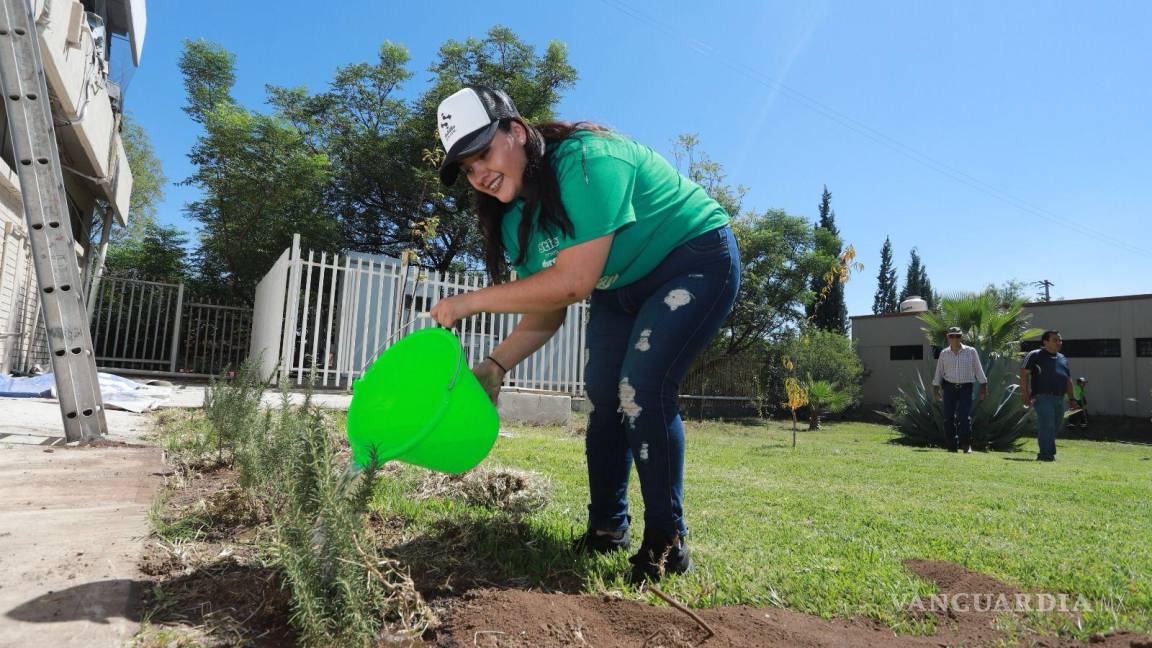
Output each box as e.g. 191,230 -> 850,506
1019,330 -> 1076,462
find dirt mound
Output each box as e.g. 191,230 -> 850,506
434,588 -> 922,647
432,561 -> 1152,648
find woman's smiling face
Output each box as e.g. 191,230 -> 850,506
458,121 -> 528,203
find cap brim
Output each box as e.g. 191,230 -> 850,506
438,121 -> 500,186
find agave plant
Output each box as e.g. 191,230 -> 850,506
887,292 -> 1041,450
884,357 -> 1031,451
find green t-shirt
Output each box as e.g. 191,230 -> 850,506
500,131 -> 729,289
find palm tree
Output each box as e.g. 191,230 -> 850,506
804,377 -> 852,430
918,292 -> 1043,362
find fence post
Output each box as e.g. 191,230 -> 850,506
280,234 -> 303,385
168,283 -> 185,372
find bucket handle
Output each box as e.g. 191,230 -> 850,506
357,314 -> 466,390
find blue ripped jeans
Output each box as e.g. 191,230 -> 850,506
583,225 -> 740,539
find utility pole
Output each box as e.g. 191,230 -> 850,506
1033,279 -> 1054,302
0,0 -> 107,441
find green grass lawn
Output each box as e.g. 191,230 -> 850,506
368,416 -> 1152,638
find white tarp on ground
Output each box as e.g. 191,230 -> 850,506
0,373 -> 174,413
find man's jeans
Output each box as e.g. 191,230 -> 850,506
1033,394 -> 1065,460
940,381 -> 973,451
584,226 -> 740,539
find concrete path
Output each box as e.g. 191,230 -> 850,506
0,399 -> 162,648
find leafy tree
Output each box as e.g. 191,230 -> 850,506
980,279 -> 1029,308
268,27 -> 578,273
117,113 -> 167,237
180,39 -> 237,124
267,42 -> 426,263
104,223 -> 190,282
785,328 -> 865,404
783,376 -> 808,436
872,236 -> 898,314
84,114 -> 166,249
724,211 -> 824,355
806,186 -> 847,333
179,40 -> 338,301
671,133 -> 746,218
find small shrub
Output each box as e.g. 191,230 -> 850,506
272,409 -> 434,645
202,361 -> 264,464
159,368 -> 435,646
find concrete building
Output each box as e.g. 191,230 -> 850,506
0,0 -> 145,374
852,293 -> 1152,417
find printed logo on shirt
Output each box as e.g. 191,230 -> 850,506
542,257 -> 556,269
538,237 -> 560,254
596,274 -> 619,290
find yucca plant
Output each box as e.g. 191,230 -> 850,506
887,292 -> 1042,450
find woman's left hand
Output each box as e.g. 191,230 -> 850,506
430,293 -> 478,328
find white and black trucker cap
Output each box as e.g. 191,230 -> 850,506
436,86 -> 522,186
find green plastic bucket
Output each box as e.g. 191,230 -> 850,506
346,327 -> 499,473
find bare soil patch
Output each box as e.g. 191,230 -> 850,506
430,561 -> 1151,648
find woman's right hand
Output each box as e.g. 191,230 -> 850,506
473,357 -> 506,405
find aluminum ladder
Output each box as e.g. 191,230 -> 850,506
0,0 -> 107,441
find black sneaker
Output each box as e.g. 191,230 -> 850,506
573,527 -> 630,554
628,528 -> 693,583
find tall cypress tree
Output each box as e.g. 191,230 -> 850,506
898,248 -> 935,308
872,236 -> 898,314
807,186 -> 848,332
918,263 -> 935,309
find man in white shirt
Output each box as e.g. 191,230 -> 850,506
932,327 -> 988,453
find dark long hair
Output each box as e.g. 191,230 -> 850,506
475,120 -> 611,282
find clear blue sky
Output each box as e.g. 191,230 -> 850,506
128,0 -> 1151,317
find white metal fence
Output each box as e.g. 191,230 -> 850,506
254,234 -> 588,394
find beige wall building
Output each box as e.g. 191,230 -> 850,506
0,0 -> 143,374
851,294 -> 1152,417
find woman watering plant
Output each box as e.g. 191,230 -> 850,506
429,86 -> 740,582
